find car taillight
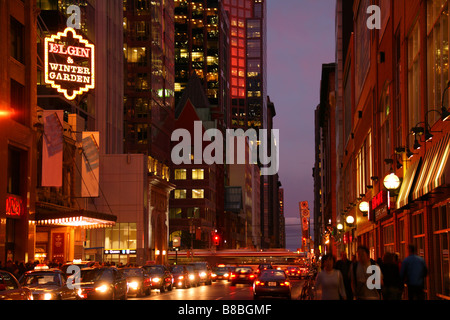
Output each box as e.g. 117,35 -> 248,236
230,273 -> 236,279
280,281 -> 290,286
249,274 -> 255,279
255,281 -> 264,286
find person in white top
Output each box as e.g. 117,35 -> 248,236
315,254 -> 347,300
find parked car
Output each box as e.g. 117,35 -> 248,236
253,269 -> 291,300
170,265 -> 190,289
20,266 -> 78,300
229,266 -> 256,285
77,267 -> 128,300
0,271 -> 33,300
142,264 -> 173,292
120,267 -> 151,297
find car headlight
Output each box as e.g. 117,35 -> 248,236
178,276 -> 184,280
152,277 -> 161,283
43,293 -> 53,300
211,273 -> 217,277
129,281 -> 139,290
95,284 -> 109,293
189,274 -> 195,280
200,272 -> 207,278
224,273 -> 229,277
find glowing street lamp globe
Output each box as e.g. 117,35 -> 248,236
337,223 -> 344,231
383,173 -> 401,191
359,201 -> 370,214
346,215 -> 355,225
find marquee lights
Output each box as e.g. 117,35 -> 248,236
44,27 -> 95,100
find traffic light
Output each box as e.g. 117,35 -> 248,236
213,234 -> 220,246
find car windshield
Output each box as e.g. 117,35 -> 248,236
121,269 -> 143,277
235,267 -> 252,274
80,269 -> 110,282
260,270 -> 286,281
216,267 -> 228,272
0,272 -> 19,290
144,266 -> 165,274
22,273 -> 62,286
185,266 -> 195,272
171,266 -> 184,273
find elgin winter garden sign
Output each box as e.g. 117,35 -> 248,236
44,27 -> 95,100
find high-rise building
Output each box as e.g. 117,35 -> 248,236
123,0 -> 176,264
222,0 -> 267,131
0,0 -> 38,264
174,0 -> 230,130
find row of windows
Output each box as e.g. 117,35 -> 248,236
174,169 -> 205,180
173,189 -> 205,199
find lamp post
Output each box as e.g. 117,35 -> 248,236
359,201 -> 370,217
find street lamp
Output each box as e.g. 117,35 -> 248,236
337,223 -> 344,231
359,201 -> 370,216
383,173 -> 401,191
346,215 -> 355,227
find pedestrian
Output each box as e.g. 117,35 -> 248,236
380,252 -> 403,300
350,246 -> 382,300
335,251 -> 353,300
315,254 -> 347,300
400,244 -> 428,300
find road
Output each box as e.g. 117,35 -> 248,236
129,279 -> 305,301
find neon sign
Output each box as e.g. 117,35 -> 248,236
6,195 -> 22,217
44,28 -> 95,100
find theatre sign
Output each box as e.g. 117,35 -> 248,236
44,27 -> 95,100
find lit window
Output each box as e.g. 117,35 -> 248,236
174,169 -> 187,180
192,169 -> 204,180
174,189 -> 187,199
192,189 -> 204,199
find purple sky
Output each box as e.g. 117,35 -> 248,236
266,0 -> 336,251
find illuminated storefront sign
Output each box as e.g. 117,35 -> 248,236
104,249 -> 137,255
44,27 -> 95,100
6,195 -> 23,217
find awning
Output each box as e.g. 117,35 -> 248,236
35,202 -> 116,229
396,158 -> 421,209
412,133 -> 450,200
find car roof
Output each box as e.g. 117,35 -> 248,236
25,269 -> 63,274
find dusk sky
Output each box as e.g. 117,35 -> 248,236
266,0 -> 336,251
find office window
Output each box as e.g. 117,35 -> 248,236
427,0 -> 449,125
174,189 -> 187,199
192,169 -> 204,180
355,0 -> 370,103
174,169 -> 187,180
10,17 -> 24,64
169,208 -> 182,219
7,148 -> 22,196
192,189 -> 204,199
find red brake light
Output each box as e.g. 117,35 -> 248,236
249,274 -> 255,279
255,281 -> 264,286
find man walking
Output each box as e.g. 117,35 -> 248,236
400,244 -> 428,300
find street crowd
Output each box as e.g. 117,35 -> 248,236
314,244 -> 428,300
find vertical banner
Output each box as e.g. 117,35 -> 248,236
81,132 -> 100,197
52,233 -> 65,263
42,110 -> 64,187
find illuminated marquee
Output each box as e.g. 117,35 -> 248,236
45,28 -> 95,100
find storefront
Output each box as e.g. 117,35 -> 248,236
34,203 -> 116,264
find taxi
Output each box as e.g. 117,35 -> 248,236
20,265 -> 78,300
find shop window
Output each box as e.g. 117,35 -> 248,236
383,224 -> 395,254
433,203 -> 450,298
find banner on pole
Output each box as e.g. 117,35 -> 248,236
81,132 -> 100,197
42,110 -> 64,187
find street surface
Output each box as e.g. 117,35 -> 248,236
129,279 -> 305,301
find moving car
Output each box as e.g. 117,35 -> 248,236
77,267 -> 128,300
170,265 -> 190,289
189,262 -> 212,285
120,267 -> 151,297
255,263 -> 273,276
253,269 -> 291,300
0,271 -> 32,300
142,264 -> 173,292
229,266 -> 256,285
212,265 -> 231,281
285,266 -> 302,279
20,266 -> 78,300
185,265 -> 200,287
